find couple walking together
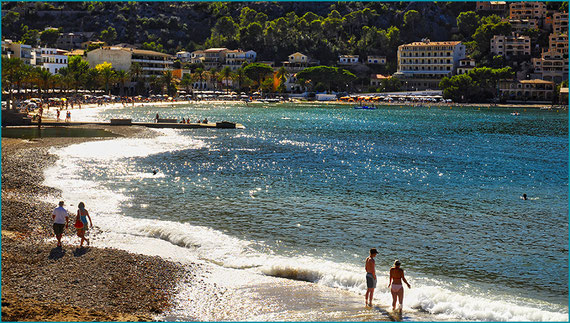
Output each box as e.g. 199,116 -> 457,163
365,248 -> 411,311
52,201 -> 93,248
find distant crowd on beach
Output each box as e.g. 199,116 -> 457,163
52,200 -> 93,249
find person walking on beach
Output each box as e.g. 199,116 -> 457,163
365,248 -> 378,307
155,113 -> 160,123
388,260 -> 411,312
52,201 -> 69,247
75,202 -> 93,248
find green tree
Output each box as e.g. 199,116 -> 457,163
34,67 -> 54,99
1,57 -> 26,110
67,56 -> 90,93
456,11 -> 480,39
40,28 -> 60,47
161,70 -> 177,97
403,10 -> 421,30
296,66 -> 357,92
100,27 -> 117,45
220,66 -> 233,94
21,26 -> 40,47
95,62 -> 115,95
276,66 -> 289,93
115,70 -> 129,96
473,17 -> 512,56
243,63 -> 273,92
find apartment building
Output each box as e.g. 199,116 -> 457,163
499,79 -> 555,102
176,51 -> 192,63
367,56 -> 387,65
394,39 -> 466,90
223,49 -> 256,71
476,1 -> 507,13
509,2 -> 547,21
87,47 -> 173,78
490,34 -> 531,57
532,49 -> 569,83
549,33 -> 568,56
508,19 -> 538,33
32,47 -> 69,74
1,39 -> 32,65
553,12 -> 569,34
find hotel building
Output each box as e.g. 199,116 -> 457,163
490,34 -> 531,57
394,39 -> 466,90
86,47 -> 173,78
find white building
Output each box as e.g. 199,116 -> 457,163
394,39 -> 466,90
176,51 -> 192,63
457,58 -> 476,75
32,47 -> 69,74
367,56 -> 386,65
339,55 -> 359,65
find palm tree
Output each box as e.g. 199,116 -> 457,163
115,70 -> 129,97
35,67 -> 54,99
192,67 -> 206,90
84,68 -> 100,95
209,68 -> 219,92
95,62 -> 115,95
1,57 -> 25,110
129,62 -> 143,95
180,73 -> 193,97
58,67 -> 74,95
220,66 -> 233,94
276,66 -> 289,93
161,70 -> 177,97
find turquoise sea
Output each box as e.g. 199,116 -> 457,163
44,102 -> 568,321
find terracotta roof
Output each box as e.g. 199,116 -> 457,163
403,41 -> 462,47
370,74 -> 390,79
519,79 -> 554,84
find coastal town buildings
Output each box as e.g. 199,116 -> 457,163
394,39 -> 466,90
509,2 -> 547,23
456,58 -> 476,75
531,49 -> 569,83
367,56 -> 387,65
370,74 -> 390,87
476,1 -> 508,13
176,51 -> 192,63
490,34 -> 531,57
189,48 -> 256,70
508,19 -> 538,33
1,39 -> 32,65
499,79 -> 555,101
549,33 -> 568,56
338,55 -> 359,65
32,47 -> 69,74
553,12 -> 569,34
86,47 -> 173,78
282,52 -> 320,72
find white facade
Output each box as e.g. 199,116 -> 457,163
32,47 -> 69,74
339,55 -> 359,65
367,56 -> 386,65
176,51 -> 192,62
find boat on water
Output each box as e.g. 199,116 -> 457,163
511,112 -> 520,116
354,105 -> 377,110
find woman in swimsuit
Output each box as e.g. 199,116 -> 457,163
76,202 -> 93,248
388,260 -> 411,311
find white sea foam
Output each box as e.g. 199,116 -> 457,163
43,126 -> 569,322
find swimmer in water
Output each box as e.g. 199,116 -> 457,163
153,170 -> 157,175
522,193 -> 528,200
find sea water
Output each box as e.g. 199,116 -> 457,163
43,102 -> 568,321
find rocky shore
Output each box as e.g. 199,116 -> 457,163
1,126 -> 198,321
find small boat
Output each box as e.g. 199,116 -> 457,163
354,105 -> 377,110
511,112 -> 520,116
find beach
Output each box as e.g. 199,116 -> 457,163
1,126 -> 194,321
2,101 -> 568,321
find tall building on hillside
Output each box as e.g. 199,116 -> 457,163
553,12 -> 569,34
86,47 -> 173,78
509,2 -> 547,21
394,39 -> 466,90
189,48 -> 256,70
490,34 -> 531,57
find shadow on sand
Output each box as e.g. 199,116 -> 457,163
48,246 -> 66,260
73,247 -> 90,257
372,306 -> 402,322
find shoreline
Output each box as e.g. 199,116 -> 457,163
1,125 -> 200,321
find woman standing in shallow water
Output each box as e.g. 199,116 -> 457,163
76,202 -> 93,248
388,260 -> 411,311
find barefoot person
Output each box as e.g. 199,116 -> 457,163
365,248 -> 378,307
52,201 -> 69,247
388,260 -> 411,311
76,202 -> 93,248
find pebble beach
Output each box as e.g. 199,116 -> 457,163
1,126 -> 197,321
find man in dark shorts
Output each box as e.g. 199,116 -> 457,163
52,201 -> 69,247
365,248 -> 378,307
